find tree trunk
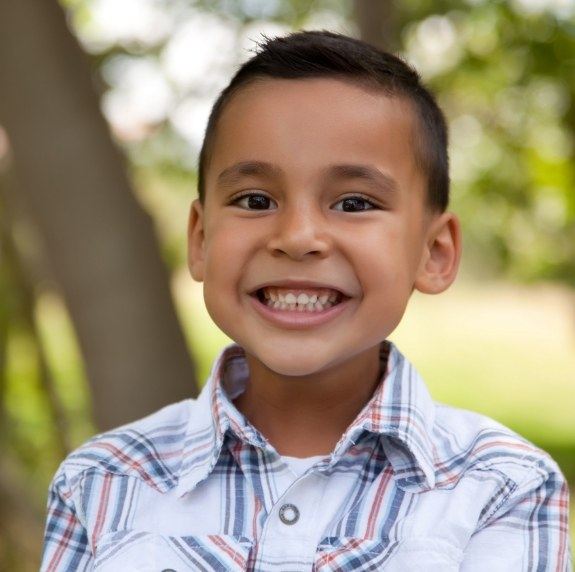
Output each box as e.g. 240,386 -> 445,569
353,0 -> 397,52
0,0 -> 198,431
0,452 -> 45,572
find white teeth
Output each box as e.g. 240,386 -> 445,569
259,286 -> 344,313
263,296 -> 340,313
297,293 -> 309,305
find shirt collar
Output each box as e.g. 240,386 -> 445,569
349,342 -> 437,491
176,341 -> 436,496
175,344 -> 262,497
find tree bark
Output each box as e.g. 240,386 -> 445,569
0,0 -> 198,430
353,0 -> 397,52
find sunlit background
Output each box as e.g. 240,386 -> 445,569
0,0 -> 574,568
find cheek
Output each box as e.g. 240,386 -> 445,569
349,224 -> 413,285
201,224 -> 254,322
202,255 -> 240,339
203,223 -> 245,278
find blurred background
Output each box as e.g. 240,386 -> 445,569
0,0 -> 574,568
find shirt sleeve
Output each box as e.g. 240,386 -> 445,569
461,458 -> 572,571
40,469 -> 94,572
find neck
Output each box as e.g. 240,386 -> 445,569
232,345 -> 384,457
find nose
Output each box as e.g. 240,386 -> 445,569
266,202 -> 331,260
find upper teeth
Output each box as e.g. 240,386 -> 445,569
260,287 -> 342,311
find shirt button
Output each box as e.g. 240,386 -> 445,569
279,503 -> 300,525
161,569 -> 177,572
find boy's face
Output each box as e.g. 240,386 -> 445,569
188,78 -> 459,377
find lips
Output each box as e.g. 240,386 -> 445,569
246,280 -> 354,327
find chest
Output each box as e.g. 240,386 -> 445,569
85,453 -> 492,571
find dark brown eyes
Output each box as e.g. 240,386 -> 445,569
231,192 -> 378,212
232,193 -> 277,211
336,197 -> 375,212
239,194 -> 273,210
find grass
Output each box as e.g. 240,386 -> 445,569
391,280 -> 575,451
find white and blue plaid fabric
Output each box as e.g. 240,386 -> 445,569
41,341 -> 571,571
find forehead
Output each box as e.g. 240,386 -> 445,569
206,77 -> 425,200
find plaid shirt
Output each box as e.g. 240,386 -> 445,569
41,341 -> 571,571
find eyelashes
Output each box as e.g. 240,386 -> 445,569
332,196 -> 378,212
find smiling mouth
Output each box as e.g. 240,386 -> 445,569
252,286 -> 346,312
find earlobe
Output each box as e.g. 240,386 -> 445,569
414,212 -> 462,295
187,198 -> 206,282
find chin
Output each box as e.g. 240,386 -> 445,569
251,346 -> 331,378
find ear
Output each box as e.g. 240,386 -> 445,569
187,198 -> 206,282
414,212 -> 462,295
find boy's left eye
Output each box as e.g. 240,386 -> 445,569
332,196 -> 378,212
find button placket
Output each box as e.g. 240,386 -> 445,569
254,474 -> 328,571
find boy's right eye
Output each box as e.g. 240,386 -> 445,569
231,192 -> 278,210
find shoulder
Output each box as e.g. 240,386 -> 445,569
431,403 -> 564,491
51,398 -> 200,496
430,404 -> 570,536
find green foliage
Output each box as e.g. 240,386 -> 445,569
397,2 -> 575,284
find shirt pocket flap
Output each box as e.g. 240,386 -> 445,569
314,536 -> 391,571
314,536 -> 462,572
94,530 -> 253,572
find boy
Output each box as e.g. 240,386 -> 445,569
41,31 -> 570,571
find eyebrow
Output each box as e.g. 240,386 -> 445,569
324,164 -> 399,195
217,161 -> 281,187
216,160 -> 398,194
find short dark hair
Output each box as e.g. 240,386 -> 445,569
197,30 -> 449,212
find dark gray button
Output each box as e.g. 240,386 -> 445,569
279,503 -> 300,525
161,569 -> 177,572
